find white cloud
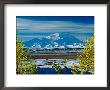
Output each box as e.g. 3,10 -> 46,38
16,18 -> 94,33
49,33 -> 60,40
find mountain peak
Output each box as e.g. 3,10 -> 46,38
23,32 -> 84,48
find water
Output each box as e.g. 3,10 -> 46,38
37,67 -> 73,74
31,59 -> 79,74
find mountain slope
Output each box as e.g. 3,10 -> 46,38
23,33 -> 84,47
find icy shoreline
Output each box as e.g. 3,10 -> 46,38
31,59 -> 79,69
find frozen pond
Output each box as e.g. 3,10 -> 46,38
31,59 -> 79,69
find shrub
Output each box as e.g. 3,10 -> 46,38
71,64 -> 82,74
16,36 -> 37,74
52,63 -> 61,74
17,61 -> 37,74
77,36 -> 94,74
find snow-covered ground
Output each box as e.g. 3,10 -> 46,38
31,59 -> 79,69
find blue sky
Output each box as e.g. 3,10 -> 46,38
17,16 -> 94,24
16,16 -> 94,41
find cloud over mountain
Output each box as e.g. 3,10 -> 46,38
46,33 -> 60,41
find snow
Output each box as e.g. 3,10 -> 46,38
44,44 -> 53,49
66,45 -> 74,48
46,33 -> 60,41
66,60 -> 79,68
32,59 -> 79,69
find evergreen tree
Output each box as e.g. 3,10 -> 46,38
72,36 -> 94,74
78,36 -> 94,73
16,36 -> 37,74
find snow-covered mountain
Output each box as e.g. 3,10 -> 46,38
23,32 -> 92,48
